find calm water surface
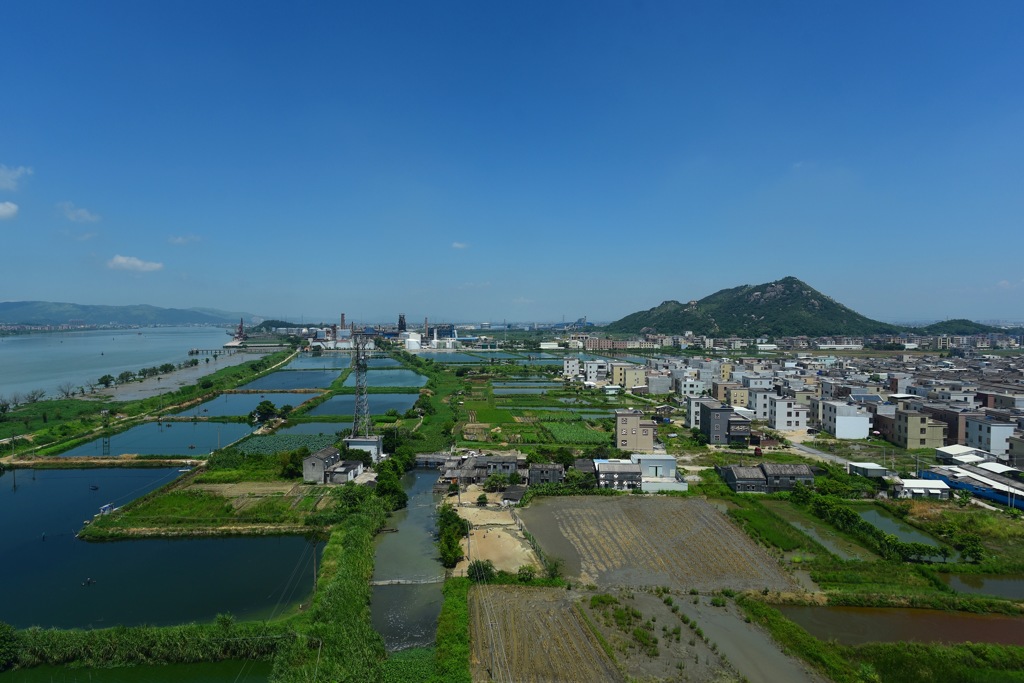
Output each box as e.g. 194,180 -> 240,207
343,369 -> 427,388
0,468 -> 317,629
276,421 -> 352,435
0,327 -> 230,399
286,353 -> 350,370
308,394 -> 418,417
60,421 -> 252,457
371,470 -> 444,651
941,573 -> 1024,599
238,370 -> 340,390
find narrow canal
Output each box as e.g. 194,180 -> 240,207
370,468 -> 445,651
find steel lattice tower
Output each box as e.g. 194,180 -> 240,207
351,334 -> 372,437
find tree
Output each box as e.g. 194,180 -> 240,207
0,620 -> 17,672
279,447 -> 308,479
955,490 -> 971,508
56,381 -> 77,399
468,559 -> 496,583
23,389 -> 45,403
543,556 -> 565,580
517,565 -> 537,583
251,400 -> 279,424
476,493 -> 488,506
117,371 -> 135,385
0,396 -> 10,418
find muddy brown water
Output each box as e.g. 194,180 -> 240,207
779,605 -> 1024,646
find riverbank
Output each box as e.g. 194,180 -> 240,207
90,351 -> 261,402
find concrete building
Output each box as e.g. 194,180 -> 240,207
344,435 -> 385,463
303,447 -> 341,484
686,396 -> 716,429
562,357 -> 580,379
584,360 -> 609,383
893,478 -> 950,500
528,462 -> 565,486
768,395 -> 809,432
964,415 -> 1016,459
699,400 -> 752,445
893,410 -> 947,450
821,401 -> 872,439
595,459 -> 643,491
630,453 -> 687,492
614,408 -> 656,452
747,390 -> 774,421
848,462 -> 889,478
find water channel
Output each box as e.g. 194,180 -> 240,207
370,469 -> 445,651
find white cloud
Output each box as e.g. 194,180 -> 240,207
107,255 -> 163,272
59,201 -> 100,223
0,201 -> 18,220
456,281 -> 491,290
0,165 -> 32,191
451,241 -> 468,249
169,234 -> 201,245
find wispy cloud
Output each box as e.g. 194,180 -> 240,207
169,234 -> 201,246
511,296 -> 534,305
451,241 -> 468,249
59,201 -> 100,223
0,165 -> 33,191
456,281 -> 491,290
107,255 -> 163,272
0,201 -> 18,220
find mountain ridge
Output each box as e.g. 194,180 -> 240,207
604,277 -> 1004,337
0,301 -> 255,326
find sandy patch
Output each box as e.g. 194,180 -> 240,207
451,490 -> 539,574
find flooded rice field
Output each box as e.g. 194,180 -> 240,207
778,605 -> 1024,646
518,496 -> 795,592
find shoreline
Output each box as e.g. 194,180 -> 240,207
90,351 -> 261,402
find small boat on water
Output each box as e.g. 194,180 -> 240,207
89,485 -> 99,491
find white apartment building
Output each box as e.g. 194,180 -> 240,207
821,400 -> 872,439
964,416 -> 1016,458
768,395 -> 809,432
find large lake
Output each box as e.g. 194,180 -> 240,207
0,468 -> 317,629
0,327 -> 231,399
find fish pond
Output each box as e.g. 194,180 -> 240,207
307,393 -> 419,417
285,353 -> 351,370
0,468 -> 319,629
940,573 -> 1024,600
173,392 -> 319,417
237,370 -> 340,390
343,369 -> 427,388
60,421 -> 253,457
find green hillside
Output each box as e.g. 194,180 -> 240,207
605,277 -> 902,337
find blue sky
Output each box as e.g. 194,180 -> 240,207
2,1 -> 1022,325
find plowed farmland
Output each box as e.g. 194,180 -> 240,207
518,496 -> 796,592
468,585 -> 623,683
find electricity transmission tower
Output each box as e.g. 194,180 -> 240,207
351,334 -> 372,437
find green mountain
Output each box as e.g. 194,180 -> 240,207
605,277 -> 902,337
0,301 -> 252,326
915,319 -> 1000,336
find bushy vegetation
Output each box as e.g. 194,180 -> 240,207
235,434 -> 335,456
541,421 -> 611,445
437,502 -> 469,567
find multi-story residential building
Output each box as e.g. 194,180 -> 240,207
646,374 -> 673,395
919,405 -> 984,445
614,408 -> 656,451
686,396 -> 716,429
711,381 -> 741,403
609,364 -> 645,390
562,357 -> 580,379
747,389 -> 773,421
964,415 -> 1016,458
725,386 -> 750,408
698,400 -> 751,445
583,360 -> 609,383
894,410 -> 948,450
821,400 -> 872,439
676,378 -> 707,397
1007,435 -> 1024,467
528,463 -> 565,486
768,396 -> 809,432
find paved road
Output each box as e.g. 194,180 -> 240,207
791,442 -> 850,467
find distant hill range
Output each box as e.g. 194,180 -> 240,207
0,301 -> 255,327
605,277 -> 1010,338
